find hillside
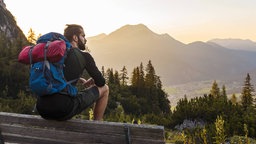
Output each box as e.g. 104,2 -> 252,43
0,4 -> 29,97
0,5 -> 26,42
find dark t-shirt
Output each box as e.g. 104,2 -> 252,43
64,48 -> 105,87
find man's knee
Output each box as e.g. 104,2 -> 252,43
98,85 -> 109,97
104,85 -> 109,93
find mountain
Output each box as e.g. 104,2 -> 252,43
88,33 -> 107,41
0,4 -> 29,97
208,38 -> 256,51
87,24 -> 256,86
0,4 -> 26,42
88,24 -> 186,84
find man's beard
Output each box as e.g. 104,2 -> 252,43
78,39 -> 86,50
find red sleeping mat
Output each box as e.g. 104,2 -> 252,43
18,40 -> 66,64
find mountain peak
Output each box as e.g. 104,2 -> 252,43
107,24 -> 156,39
92,23 -> 184,48
119,24 -> 152,32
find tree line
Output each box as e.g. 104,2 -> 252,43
170,74 -> 256,143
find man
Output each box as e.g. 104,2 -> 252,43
36,24 -> 109,121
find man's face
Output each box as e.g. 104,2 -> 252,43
78,29 -> 87,50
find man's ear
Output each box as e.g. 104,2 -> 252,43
72,35 -> 78,42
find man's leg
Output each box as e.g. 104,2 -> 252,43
94,85 -> 109,120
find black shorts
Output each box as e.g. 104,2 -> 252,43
36,86 -> 99,121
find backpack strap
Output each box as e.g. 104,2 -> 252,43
44,41 -> 50,61
58,78 -> 79,95
67,78 -> 79,85
43,41 -> 51,72
29,46 -> 35,66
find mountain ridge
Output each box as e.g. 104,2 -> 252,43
0,5 -> 26,44
0,4 -> 29,97
87,24 -> 256,86
208,38 -> 256,51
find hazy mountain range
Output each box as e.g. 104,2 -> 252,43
87,24 -> 256,86
3,4 -> 256,105
87,24 -> 256,105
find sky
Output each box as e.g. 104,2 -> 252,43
4,0 -> 256,44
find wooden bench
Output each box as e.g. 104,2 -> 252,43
0,112 -> 165,144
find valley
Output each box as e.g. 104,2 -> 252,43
164,79 -> 248,106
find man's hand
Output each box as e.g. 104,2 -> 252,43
79,78 -> 95,88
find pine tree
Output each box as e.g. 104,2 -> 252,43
221,85 -> 228,102
114,70 -> 120,85
27,28 -> 36,44
244,124 -> 250,144
241,73 -> 254,110
138,63 -> 145,88
120,66 -> 128,86
145,60 -> 156,88
131,67 -> 139,87
145,60 -> 160,113
106,68 -> 114,84
231,94 -> 237,105
210,80 -> 220,98
155,75 -> 162,89
214,115 -> 226,144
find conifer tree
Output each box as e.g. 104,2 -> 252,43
222,85 -> 226,96
27,28 -> 36,44
131,67 -> 139,87
114,70 -> 120,85
231,94 -> 237,105
145,60 -> 156,88
145,60 -> 160,113
210,80 -> 220,98
214,115 -> 226,144
244,124 -> 250,144
155,75 -> 162,89
221,85 -> 227,102
241,73 -> 254,110
120,66 -> 128,86
138,63 -> 145,88
106,68 -> 114,84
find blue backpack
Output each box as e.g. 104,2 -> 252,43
29,32 -> 78,97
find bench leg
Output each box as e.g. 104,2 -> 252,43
124,125 -> 131,144
0,130 -> 4,144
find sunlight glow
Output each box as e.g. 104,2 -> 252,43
4,0 -> 256,44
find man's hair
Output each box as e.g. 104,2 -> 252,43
64,24 -> 84,42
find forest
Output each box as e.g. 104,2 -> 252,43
0,32 -> 256,143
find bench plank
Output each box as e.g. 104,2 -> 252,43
0,112 -> 165,144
